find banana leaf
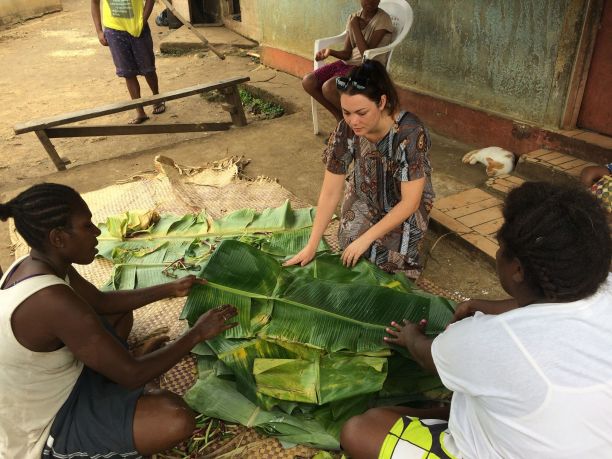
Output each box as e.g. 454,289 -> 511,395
96,202 -> 328,290
97,205 -> 456,449
182,240 -> 453,354
184,372 -> 340,450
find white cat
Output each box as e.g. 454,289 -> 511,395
462,147 -> 516,177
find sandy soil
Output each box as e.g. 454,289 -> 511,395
0,0 -> 507,300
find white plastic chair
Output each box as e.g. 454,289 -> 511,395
311,0 -> 414,134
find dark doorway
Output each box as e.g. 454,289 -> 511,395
230,0 -> 241,22
190,0 -> 222,25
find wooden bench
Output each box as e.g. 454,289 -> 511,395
14,76 -> 250,171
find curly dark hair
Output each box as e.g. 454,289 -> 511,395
341,59 -> 399,114
497,181 -> 611,302
0,183 -> 85,251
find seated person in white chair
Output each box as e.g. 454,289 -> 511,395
302,0 -> 393,122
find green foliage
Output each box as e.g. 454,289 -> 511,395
239,88 -> 285,119
98,203 -> 455,449
96,201 -> 327,290
181,240 -> 454,449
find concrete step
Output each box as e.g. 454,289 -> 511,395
160,25 -> 258,54
430,188 -> 502,261
515,149 -> 598,184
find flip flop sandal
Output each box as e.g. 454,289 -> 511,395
152,101 -> 166,114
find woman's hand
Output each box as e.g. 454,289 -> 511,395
283,245 -> 317,267
192,304 -> 238,342
450,298 -> 519,325
384,319 -> 427,348
315,48 -> 331,61
451,299 -> 477,323
340,236 -> 372,267
170,275 -> 207,297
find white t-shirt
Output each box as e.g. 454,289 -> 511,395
431,274 -> 612,459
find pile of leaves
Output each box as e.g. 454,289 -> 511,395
97,202 -> 454,450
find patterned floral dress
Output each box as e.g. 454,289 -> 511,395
323,110 -> 435,279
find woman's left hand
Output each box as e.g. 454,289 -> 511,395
384,319 -> 427,348
170,275 -> 207,297
341,237 -> 372,267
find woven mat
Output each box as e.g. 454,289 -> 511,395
10,156 -> 463,459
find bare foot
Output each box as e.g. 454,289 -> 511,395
128,115 -> 150,124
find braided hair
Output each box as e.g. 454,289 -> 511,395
0,183 -> 85,251
497,181 -> 611,302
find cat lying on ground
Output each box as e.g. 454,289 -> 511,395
462,147 -> 516,177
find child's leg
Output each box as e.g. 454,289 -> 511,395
303,61 -> 354,122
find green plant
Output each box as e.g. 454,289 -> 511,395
239,88 -> 285,119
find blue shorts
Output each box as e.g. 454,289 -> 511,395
41,319 -> 144,459
104,24 -> 156,78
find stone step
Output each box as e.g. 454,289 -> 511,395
515,149 -> 598,184
430,188 -> 502,261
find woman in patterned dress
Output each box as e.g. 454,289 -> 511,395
285,60 -> 434,280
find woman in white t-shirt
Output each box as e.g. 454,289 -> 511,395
340,181 -> 612,459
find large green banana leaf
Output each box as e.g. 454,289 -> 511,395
184,373 -> 340,450
96,204 -> 456,449
181,239 -> 454,449
96,201 -> 328,290
182,240 -> 453,353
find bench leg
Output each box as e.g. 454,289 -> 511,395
35,130 -> 68,171
221,86 -> 247,127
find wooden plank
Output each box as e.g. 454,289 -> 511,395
457,206 -> 503,228
158,0 -> 225,60
14,76 -> 250,134
463,233 -> 499,259
429,208 -> 473,235
445,197 -> 500,219
45,123 -> 233,138
434,188 -> 494,211
35,130 -> 68,171
472,217 -> 505,236
221,86 -> 247,127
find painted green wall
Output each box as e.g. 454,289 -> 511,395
251,0 -> 587,128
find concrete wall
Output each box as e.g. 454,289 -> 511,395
0,0 -> 62,28
392,0 -> 586,128
229,0 -> 587,130
220,0 -> 263,42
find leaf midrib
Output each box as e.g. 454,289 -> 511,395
206,281 -> 387,331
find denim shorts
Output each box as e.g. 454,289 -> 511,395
41,319 -> 144,459
104,24 -> 156,78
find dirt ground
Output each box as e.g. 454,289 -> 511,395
0,0 -> 507,300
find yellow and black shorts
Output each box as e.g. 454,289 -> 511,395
379,416 -> 459,459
